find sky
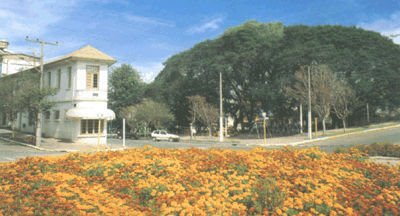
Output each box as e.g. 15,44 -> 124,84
1,0 -> 400,82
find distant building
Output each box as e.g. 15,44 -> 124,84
0,43 -> 116,144
0,40 -> 39,77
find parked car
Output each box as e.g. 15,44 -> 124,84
151,130 -> 180,142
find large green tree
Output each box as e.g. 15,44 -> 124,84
151,21 -> 285,129
151,21 -> 400,131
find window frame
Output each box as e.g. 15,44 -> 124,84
45,111 -> 51,120
2,113 -> 6,125
57,69 -> 61,89
54,110 -> 60,120
80,119 -> 104,135
86,65 -> 100,90
28,112 -> 34,126
47,71 -> 52,87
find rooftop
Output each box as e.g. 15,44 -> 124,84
46,45 -> 116,65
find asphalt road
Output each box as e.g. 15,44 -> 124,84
298,126 -> 400,152
108,126 -> 400,152
108,138 -> 254,150
1,126 -> 399,162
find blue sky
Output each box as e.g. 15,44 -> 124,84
1,0 -> 400,82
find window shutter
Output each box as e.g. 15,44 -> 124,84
86,72 -> 93,89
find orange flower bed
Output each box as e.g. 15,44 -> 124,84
0,146 -> 399,215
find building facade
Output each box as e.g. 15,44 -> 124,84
0,44 -> 116,144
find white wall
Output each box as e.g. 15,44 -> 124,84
0,56 -> 36,76
44,62 -> 76,102
42,102 -> 79,140
40,60 -> 110,144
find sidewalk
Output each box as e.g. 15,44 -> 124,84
181,134 -> 308,146
0,129 -> 126,153
38,138 -> 126,152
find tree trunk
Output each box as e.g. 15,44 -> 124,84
342,119 -> 346,133
209,125 -> 212,139
35,112 -> 41,146
322,118 -> 326,135
11,116 -> 15,139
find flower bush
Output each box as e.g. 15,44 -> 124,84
335,142 -> 400,157
0,146 -> 399,215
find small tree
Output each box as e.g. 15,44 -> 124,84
187,95 -> 219,138
285,64 -> 337,135
312,65 -> 336,135
284,66 -> 310,105
120,100 -> 174,136
0,78 -> 19,136
333,79 -> 355,133
0,71 -> 55,140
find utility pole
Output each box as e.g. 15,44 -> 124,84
219,72 -> 224,142
25,36 -> 58,147
225,115 -> 229,137
307,65 -> 312,140
299,103 -> 303,134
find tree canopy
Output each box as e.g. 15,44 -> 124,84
120,100 -> 174,135
109,64 -> 145,115
149,21 -> 400,130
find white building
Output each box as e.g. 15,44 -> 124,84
0,44 -> 116,144
0,40 -> 39,77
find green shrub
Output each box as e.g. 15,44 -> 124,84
251,177 -> 286,214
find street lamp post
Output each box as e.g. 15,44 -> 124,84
122,118 -> 126,149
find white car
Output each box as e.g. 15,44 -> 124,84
151,130 -> 180,142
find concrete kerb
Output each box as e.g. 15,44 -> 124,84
0,135 -> 127,153
0,136 -> 73,152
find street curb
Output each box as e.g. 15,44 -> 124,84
0,136 -> 64,152
0,136 -> 130,153
287,123 -> 400,146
